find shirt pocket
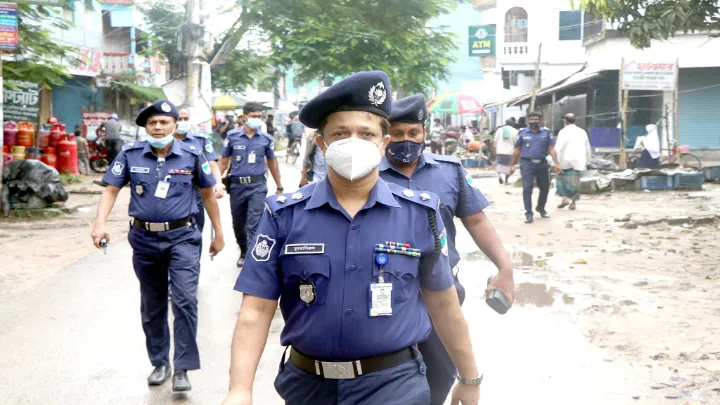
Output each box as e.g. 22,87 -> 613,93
166,175 -> 194,201
373,254 -> 419,304
280,254 -> 331,305
130,173 -> 154,198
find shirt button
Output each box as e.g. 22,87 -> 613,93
302,270 -> 308,277
346,309 -> 353,315
350,224 -> 358,230
349,265 -> 356,271
395,269 -> 401,276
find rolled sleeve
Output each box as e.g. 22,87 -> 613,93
220,137 -> 232,157
234,208 -> 282,299
101,151 -> 129,188
418,210 -> 454,292
194,154 -> 218,189
456,165 -> 490,217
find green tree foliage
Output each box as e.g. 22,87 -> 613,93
216,0 -> 465,94
5,5 -> 77,86
574,0 -> 720,49
140,0 -> 185,79
210,48 -> 272,93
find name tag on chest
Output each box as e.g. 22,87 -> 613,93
233,145 -> 246,150
130,167 -> 150,173
284,244 -> 325,255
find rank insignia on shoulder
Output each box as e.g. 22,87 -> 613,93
403,189 -> 415,197
420,192 -> 430,201
292,192 -> 303,200
189,145 -> 196,150
251,234 -> 276,262
277,195 -> 287,203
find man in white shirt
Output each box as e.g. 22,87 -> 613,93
554,113 -> 591,210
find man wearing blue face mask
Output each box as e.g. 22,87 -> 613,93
380,94 -> 515,405
219,102 -> 284,268
91,99 -> 225,393
174,107 -> 225,234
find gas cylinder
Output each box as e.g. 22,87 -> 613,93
2,145 -> 8,153
57,134 -> 78,175
41,147 -> 57,168
17,122 -> 34,148
37,124 -> 51,148
3,121 -> 18,147
49,124 -> 63,148
11,145 -> 26,161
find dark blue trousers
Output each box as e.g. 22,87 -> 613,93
128,225 -> 202,370
418,278 -> 466,405
274,352 -> 431,405
520,159 -> 550,216
229,182 -> 267,248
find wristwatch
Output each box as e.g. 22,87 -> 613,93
277,187 -> 284,191
458,374 -> 483,385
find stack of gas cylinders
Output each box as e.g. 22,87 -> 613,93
2,120 -> 79,174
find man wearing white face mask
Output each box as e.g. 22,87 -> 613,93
91,99 -> 225,392
223,71 -> 481,405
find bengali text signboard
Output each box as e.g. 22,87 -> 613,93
0,2 -> 18,52
5,80 -> 41,125
622,61 -> 677,91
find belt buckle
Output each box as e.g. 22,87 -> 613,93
532,159 -> 541,164
241,176 -> 250,184
319,361 -> 358,379
148,222 -> 166,232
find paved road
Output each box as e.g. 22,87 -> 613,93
0,156 -> 658,405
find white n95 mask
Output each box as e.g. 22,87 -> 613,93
324,138 -> 382,181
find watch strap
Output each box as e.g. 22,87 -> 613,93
458,374 -> 483,385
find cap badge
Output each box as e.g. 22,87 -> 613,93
418,110 -> 424,120
161,102 -> 171,112
368,81 -> 387,106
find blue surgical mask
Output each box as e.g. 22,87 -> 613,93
246,118 -> 263,129
146,133 -> 174,148
177,122 -> 191,134
386,140 -> 425,164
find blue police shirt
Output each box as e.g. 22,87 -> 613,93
515,127 -> 555,159
103,140 -> 217,222
220,128 -> 275,177
180,133 -> 218,206
234,177 -> 454,361
379,153 -> 490,268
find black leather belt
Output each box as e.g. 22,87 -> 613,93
231,175 -> 266,184
522,158 -> 544,164
289,346 -> 416,379
132,217 -> 191,232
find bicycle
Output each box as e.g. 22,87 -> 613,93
286,137 -> 300,165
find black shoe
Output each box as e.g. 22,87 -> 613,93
525,215 -> 534,224
535,208 -> 550,218
172,370 -> 192,392
569,201 -> 576,211
147,365 -> 171,386
237,255 -> 246,268
499,177 -> 504,184
557,201 -> 569,209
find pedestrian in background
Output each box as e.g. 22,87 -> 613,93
430,118 -> 444,154
636,124 -> 661,169
494,119 -> 518,184
555,113 -> 591,211
91,99 -> 225,393
98,113 -> 123,164
219,102 -> 284,268
222,71 -> 481,405
509,112 -> 562,224
299,129 -> 326,186
74,125 -> 90,175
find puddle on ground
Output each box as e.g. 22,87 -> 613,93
514,282 -> 575,308
463,246 -> 542,269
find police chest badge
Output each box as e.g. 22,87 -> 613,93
299,281 -> 316,306
251,234 -> 276,262
111,162 -> 124,176
135,184 -> 144,195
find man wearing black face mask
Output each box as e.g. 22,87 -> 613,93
509,111 -> 562,223
379,94 -> 515,405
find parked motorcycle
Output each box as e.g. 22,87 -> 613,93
88,137 -> 109,173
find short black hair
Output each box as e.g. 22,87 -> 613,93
267,114 -> 274,119
528,112 -> 542,118
434,118 -> 441,122
243,102 -> 263,114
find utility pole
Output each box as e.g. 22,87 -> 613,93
183,0 -> 203,108
618,58 -> 627,169
529,42 -> 542,112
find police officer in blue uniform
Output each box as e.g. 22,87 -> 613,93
219,102 -> 284,268
91,99 -> 225,393
509,111 -> 562,223
174,107 -> 225,234
380,94 -> 515,405
222,72 -> 481,405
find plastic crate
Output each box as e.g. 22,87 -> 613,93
579,179 -> 599,194
611,178 -> 635,191
634,175 -> 673,191
462,158 -> 479,168
673,172 -> 704,190
703,166 -> 720,181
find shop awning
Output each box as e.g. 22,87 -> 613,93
483,93 -> 533,109
114,81 -> 166,103
509,66 -> 602,107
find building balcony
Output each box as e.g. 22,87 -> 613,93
102,53 -> 134,76
498,42 -> 539,65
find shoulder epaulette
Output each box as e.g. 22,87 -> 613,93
264,183 -> 316,215
385,181 -> 440,211
178,140 -> 202,156
428,153 -> 461,165
122,141 -> 145,151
